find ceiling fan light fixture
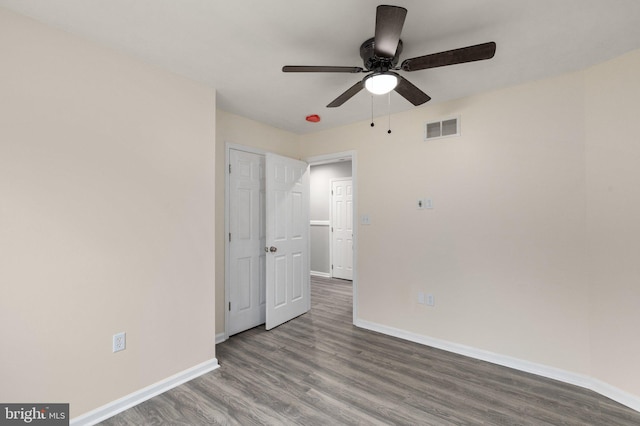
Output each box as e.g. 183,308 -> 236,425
364,72 -> 398,95
283,6 -> 495,108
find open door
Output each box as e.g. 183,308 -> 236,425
265,153 -> 310,330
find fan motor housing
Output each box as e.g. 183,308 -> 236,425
360,37 -> 403,71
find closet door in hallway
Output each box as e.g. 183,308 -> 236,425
331,178 -> 353,280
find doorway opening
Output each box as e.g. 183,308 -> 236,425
306,151 -> 358,325
224,145 -> 357,339
309,164 -> 353,281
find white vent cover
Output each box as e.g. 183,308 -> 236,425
425,116 -> 460,140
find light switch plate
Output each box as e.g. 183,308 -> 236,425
425,198 -> 434,209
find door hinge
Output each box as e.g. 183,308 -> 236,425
228,302 -> 231,311
331,227 -> 334,232
229,232 -> 231,242
331,264 -> 334,270
331,190 -> 334,195
229,164 -> 231,174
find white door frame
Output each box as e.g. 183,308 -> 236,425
306,151 -> 358,325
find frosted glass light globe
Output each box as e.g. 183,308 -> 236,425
365,73 -> 398,95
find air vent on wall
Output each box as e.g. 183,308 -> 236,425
425,116 -> 460,140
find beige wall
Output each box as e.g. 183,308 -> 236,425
216,50 -> 640,401
585,50 -> 640,397
298,50 -> 640,400
215,110 -> 299,335
300,72 -> 591,374
0,8 -> 216,418
3,2 -> 640,416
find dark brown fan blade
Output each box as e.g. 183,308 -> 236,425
374,5 -> 407,58
283,66 -> 363,73
401,42 -> 497,72
394,75 -> 431,106
327,81 -> 364,108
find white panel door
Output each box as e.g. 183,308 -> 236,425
265,153 -> 310,330
228,149 -> 266,336
331,179 -> 353,280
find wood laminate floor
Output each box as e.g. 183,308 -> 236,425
101,277 -> 640,425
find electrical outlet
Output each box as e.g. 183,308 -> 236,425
418,292 -> 425,304
113,332 -> 126,353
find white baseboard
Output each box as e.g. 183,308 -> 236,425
311,271 -> 331,278
215,332 -> 227,344
355,319 -> 640,413
70,358 -> 219,426
591,378 -> 640,413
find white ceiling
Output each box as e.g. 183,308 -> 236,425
2,0 -> 640,134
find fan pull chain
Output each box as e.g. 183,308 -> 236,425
370,95 -> 375,127
387,92 -> 392,134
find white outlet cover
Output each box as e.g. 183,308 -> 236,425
425,198 -> 434,209
113,332 -> 126,353
418,292 -> 425,304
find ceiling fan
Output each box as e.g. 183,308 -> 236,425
282,5 -> 496,108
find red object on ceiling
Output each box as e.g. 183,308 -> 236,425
305,114 -> 321,123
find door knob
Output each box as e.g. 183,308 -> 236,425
269,246 -> 277,253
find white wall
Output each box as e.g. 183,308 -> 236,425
310,162 -> 353,220
0,8 -> 216,418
